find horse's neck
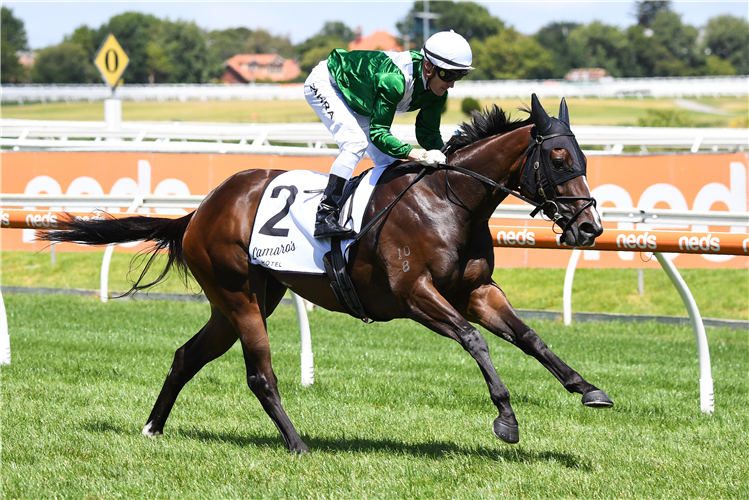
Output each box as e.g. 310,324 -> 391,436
448,125 -> 531,219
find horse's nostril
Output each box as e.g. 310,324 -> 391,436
579,222 -> 600,237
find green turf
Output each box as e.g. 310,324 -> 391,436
1,294 -> 747,498
2,250 -> 747,320
2,96 -> 746,128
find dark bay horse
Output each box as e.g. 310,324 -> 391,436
41,95 -> 611,454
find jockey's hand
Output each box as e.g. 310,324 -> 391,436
410,149 -> 446,167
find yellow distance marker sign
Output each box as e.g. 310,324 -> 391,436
93,33 -> 130,89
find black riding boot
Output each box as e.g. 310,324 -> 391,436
314,174 -> 356,239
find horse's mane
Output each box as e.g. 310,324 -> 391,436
443,104 -> 532,155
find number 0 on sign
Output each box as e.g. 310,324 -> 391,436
93,33 -> 130,89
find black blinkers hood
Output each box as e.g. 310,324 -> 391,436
520,96 -> 587,200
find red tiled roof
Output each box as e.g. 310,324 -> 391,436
221,54 -> 301,83
349,31 -> 402,52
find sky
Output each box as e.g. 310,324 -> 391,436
5,0 -> 748,50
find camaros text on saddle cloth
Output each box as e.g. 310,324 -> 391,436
249,169 -> 381,274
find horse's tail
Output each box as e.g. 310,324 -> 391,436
38,212 -> 195,296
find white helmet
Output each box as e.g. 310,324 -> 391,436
422,30 -> 474,71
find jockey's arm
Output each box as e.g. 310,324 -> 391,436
368,74 -> 413,159
415,98 -> 446,151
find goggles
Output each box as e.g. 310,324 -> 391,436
436,67 -> 469,82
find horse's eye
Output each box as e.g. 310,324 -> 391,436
550,149 -> 571,171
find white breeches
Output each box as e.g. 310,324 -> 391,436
304,61 -> 400,179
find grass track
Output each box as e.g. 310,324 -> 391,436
2,294 -> 747,498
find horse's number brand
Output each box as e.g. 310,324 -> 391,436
258,185 -> 298,238
397,246 -> 411,272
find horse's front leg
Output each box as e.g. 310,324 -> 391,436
406,277 -> 520,444
463,281 -> 613,408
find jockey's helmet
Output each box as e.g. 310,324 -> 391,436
422,30 -> 474,81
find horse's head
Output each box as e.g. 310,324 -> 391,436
520,94 -> 602,247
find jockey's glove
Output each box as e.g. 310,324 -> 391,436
411,149 -> 447,167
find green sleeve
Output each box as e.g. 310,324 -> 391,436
415,96 -> 446,151
368,73 -> 413,159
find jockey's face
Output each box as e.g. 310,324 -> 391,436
423,60 -> 455,96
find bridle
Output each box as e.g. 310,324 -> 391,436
441,126 -> 597,235
517,128 -> 597,232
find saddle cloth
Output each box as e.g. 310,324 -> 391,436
249,169 -> 381,274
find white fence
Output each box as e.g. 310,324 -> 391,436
2,119 -> 746,154
2,76 -> 747,104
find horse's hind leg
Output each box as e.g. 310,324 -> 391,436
464,282 -> 613,408
237,305 -> 309,454
143,304 -> 238,437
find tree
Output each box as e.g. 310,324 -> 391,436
534,22 -> 581,79
294,21 -> 353,74
1,6 -> 28,83
634,0 -> 672,27
316,21 -> 355,43
704,15 -> 749,75
31,41 -> 99,83
242,29 -> 293,57
470,28 -> 553,80
149,20 -> 222,83
206,27 -> 293,64
649,11 -> 703,75
206,27 -> 255,61
703,55 -> 736,76
566,22 -> 631,77
1,6 -> 27,51
397,1 -> 504,48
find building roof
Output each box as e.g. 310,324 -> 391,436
222,54 -> 301,83
349,30 -> 402,52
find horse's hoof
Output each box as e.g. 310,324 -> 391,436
142,422 -> 163,439
492,418 -> 519,444
582,389 -> 614,408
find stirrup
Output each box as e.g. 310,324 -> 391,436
314,221 -> 356,239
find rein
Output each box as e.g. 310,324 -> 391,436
352,130 -> 596,242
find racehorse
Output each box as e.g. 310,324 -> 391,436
41,95 -> 611,454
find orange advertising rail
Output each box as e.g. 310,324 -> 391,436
3,209 -> 748,257
490,225 -> 749,256
0,209 -> 182,230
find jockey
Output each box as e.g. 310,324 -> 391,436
304,30 -> 474,238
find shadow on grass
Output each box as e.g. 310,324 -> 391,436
81,419 -> 593,470
169,426 -> 594,470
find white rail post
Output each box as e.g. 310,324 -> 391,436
0,291 -> 10,365
563,249 -> 583,325
290,291 -> 314,386
654,252 -> 714,413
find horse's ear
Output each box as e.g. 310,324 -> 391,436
531,93 -> 552,134
558,97 -> 570,126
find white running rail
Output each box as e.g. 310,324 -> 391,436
2,76 -> 746,103
2,119 -> 747,154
